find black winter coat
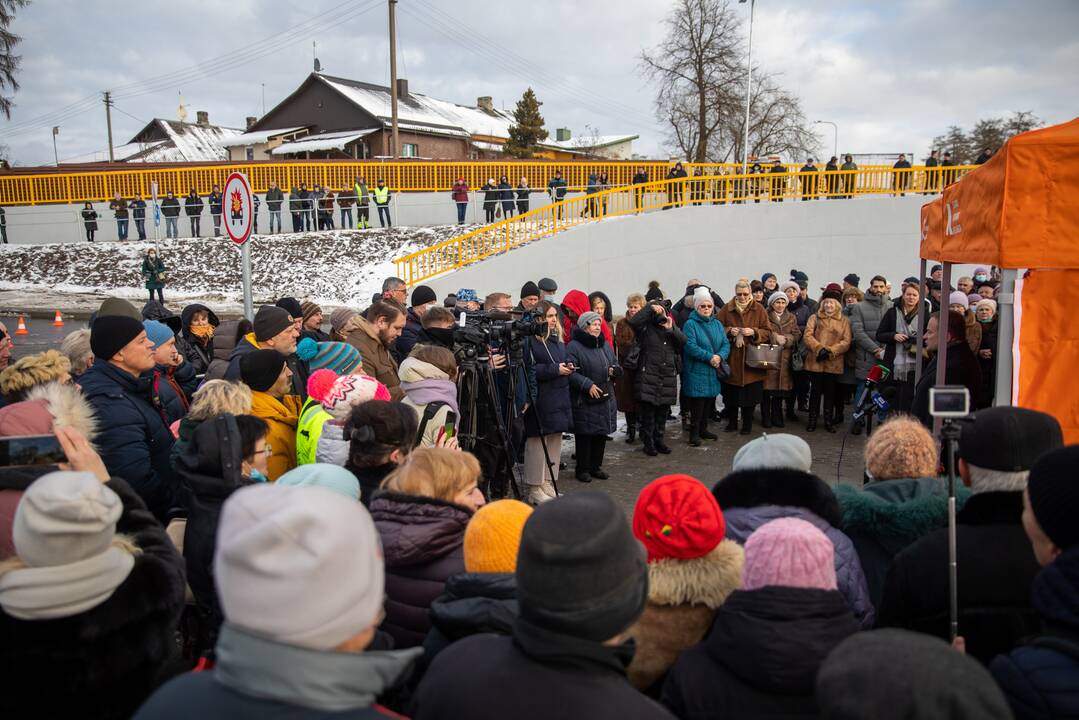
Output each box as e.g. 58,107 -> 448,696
395,306 -> 424,361
413,618 -> 675,720
662,587 -> 859,719
370,491 -> 471,648
265,186 -> 284,210
628,304 -> 685,406
0,478 -> 186,720
176,303 -> 220,377
565,326 -> 620,435
160,197 -> 181,217
524,335 -> 573,436
184,193 -> 203,216
130,199 -> 147,220
911,341 -> 982,427
77,360 -> 178,522
208,192 -> 222,215
878,491 -> 1042,665
423,572 -> 517,662
483,183 -> 500,209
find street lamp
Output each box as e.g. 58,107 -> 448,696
813,120 -> 838,160
740,0 -> 755,175
52,126 -> 60,166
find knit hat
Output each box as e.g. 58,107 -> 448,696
411,285 -> 437,307
733,433 -> 812,473
967,293 -> 982,306
768,291 -> 788,308
89,315 -> 146,362
976,298 -> 997,314
329,307 -> 358,334
645,280 -> 664,301
577,311 -> 601,329
959,406 -> 1063,472
275,297 -> 303,320
632,474 -> 725,562
464,499 -> 534,573
843,273 -> 860,287
456,288 -> 479,304
520,281 -> 541,300
930,264 -> 943,274
253,305 -> 293,342
239,349 -> 286,393
692,286 -> 713,306
295,337 -> 362,375
0,471 -> 135,620
96,297 -> 141,322
790,269 -> 809,288
817,629 -> 1012,720
306,368 -> 339,404
742,517 -> 836,591
821,283 -> 843,303
780,280 -> 800,295
141,320 -> 174,349
864,417 -> 938,480
300,301 -> 322,325
1026,445 -> 1079,550
214,484 -> 384,650
948,291 -> 969,309
277,463 -> 361,501
538,277 -> 558,293
516,491 -> 648,642
761,272 -> 777,285
320,373 -> 392,420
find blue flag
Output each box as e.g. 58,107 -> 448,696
153,203 -> 161,227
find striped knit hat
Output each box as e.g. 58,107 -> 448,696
295,337 -> 362,375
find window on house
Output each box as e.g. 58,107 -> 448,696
401,143 -> 418,158
245,147 -> 254,161
468,150 -> 479,160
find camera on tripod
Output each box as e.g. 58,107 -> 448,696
452,309 -> 547,366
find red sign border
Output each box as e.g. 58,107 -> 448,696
223,172 -> 254,246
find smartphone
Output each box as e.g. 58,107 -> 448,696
443,411 -> 457,439
0,434 -> 67,468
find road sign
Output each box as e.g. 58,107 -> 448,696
222,172 -> 254,245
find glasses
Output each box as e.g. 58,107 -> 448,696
260,444 -> 273,457
735,292 -> 751,298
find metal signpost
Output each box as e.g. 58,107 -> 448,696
222,172 -> 255,319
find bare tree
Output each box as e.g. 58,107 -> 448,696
0,0 -> 28,119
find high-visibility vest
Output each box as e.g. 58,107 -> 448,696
372,185 -> 390,205
296,398 -> 332,465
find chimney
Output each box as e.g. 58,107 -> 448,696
556,128 -> 571,142
477,96 -> 494,112
196,110 -> 209,127
245,116 -> 257,130
396,78 -> 409,99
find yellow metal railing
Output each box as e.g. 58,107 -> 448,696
0,160 -> 974,207
394,166 -> 975,284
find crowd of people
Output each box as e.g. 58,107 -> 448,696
0,257 -> 1072,719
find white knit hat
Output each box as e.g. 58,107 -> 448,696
692,286 -> 713,306
732,433 -> 813,473
948,291 -> 969,309
214,484 -> 384,650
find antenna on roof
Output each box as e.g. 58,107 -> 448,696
313,41 -> 321,72
177,92 -> 189,123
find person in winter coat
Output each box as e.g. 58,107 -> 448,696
344,302 -> 405,400
947,291 -> 982,355
399,346 -> 459,448
371,448 -> 483,649
762,290 -> 800,428
629,302 -> 685,456
204,185 -> 221,236
584,172 -> 600,217
372,179 -> 392,227
264,181 -> 284,233
632,166 -> 649,210
160,191 -> 180,238
141,248 -> 166,303
878,406 -> 1064,665
714,433 -> 875,628
515,177 -> 530,215
588,290 -> 614,326
523,301 -> 573,505
78,316 -> 178,522
991,445 -> 1079,719
803,285 -> 852,432
143,320 -> 194,426
183,189 -> 203,237
628,475 -> 744,695
108,192 -> 129,240
201,317 -> 252,383
481,178 -> 499,223
715,279 -> 772,434
169,379 -> 252,472
396,285 -> 437,360
81,201 -> 98,242
546,170 -> 568,219
910,311 -> 982,427
287,185 -> 302,232
498,175 -> 515,218
302,371 -> 387,468
561,288 -> 612,346
423,499 -> 532,662
614,294 -> 644,444
343,399 -> 414,504
663,517 -> 860,718
175,304 -> 219,378
292,344 -> 363,466
354,176 -> 371,229
336,184 -> 355,228
681,287 -> 730,446
1,462 -> 186,720
239,350 -> 302,481
566,312 -> 621,483
413,491 -> 675,720
848,275 -> 891,432
225,305 -> 309,400
134,483 -> 420,720
450,177 -> 469,225
840,153 -> 858,198
975,298 -> 998,407
875,283 -> 926,413
318,189 -> 335,230
836,417 -> 969,608
130,192 -> 147,240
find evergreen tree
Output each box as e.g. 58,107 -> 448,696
503,88 -> 548,158
0,0 -> 28,119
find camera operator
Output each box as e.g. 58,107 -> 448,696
911,311 -> 981,428
415,306 -> 455,350
522,301 -> 572,504
627,300 -> 684,456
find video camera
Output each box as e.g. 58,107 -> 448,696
453,309 -> 547,365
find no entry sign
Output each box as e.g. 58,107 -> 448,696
222,172 -> 254,245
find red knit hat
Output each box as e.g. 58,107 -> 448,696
632,474 -> 725,562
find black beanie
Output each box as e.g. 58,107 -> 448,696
516,491 -> 648,642
240,349 -> 286,392
254,305 -> 293,342
411,284 -> 437,307
959,406 -> 1063,472
90,315 -> 146,362
1027,444 -> 1079,550
275,297 -> 304,320
520,281 -> 541,300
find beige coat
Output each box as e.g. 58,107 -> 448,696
764,310 -> 801,392
803,311 -> 852,374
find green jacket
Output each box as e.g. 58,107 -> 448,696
142,255 -> 166,290
354,182 -> 370,207
296,398 -> 332,466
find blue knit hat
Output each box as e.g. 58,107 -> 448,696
142,320 -> 174,349
456,288 -> 479,303
295,337 -> 363,374
277,464 -> 361,501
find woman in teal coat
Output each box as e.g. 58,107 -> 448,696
682,286 -> 730,446
141,248 -> 166,303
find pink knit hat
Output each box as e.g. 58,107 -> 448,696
741,517 -> 836,591
320,373 -> 391,421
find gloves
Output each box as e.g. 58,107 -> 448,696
816,348 -> 831,362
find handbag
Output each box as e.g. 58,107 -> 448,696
791,340 -> 807,372
715,359 -> 731,381
746,343 -> 782,369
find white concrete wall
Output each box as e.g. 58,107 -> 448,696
424,196 -> 983,303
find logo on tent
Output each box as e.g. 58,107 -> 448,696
945,199 -> 962,236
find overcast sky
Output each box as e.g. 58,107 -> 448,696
2,0 -> 1077,165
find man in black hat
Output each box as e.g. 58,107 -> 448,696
843,273 -> 860,291
225,305 -> 307,399
413,491 -> 672,720
878,406 -> 1065,664
77,315 -> 178,521
518,281 -> 541,312
396,284 -> 438,360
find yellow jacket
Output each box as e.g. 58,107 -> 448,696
250,391 -> 303,480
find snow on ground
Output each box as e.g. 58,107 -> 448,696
0,225 -> 480,314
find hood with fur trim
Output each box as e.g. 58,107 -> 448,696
712,467 -> 842,529
648,538 -> 744,609
836,477 -> 971,540
0,382 -> 98,443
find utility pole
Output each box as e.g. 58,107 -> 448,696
388,0 -> 399,159
740,0 -> 755,175
52,126 -> 59,166
103,91 -> 115,163
261,83 -> 265,116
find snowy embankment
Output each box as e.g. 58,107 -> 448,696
0,226 -> 477,313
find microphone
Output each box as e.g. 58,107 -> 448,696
864,363 -> 891,387
852,386 -> 898,424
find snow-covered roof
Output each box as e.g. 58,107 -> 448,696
471,140 -> 504,152
219,126 -> 307,147
60,141 -> 169,164
542,134 -> 639,151
318,74 -> 514,139
271,128 -> 378,155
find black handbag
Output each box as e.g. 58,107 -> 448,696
715,359 -> 732,381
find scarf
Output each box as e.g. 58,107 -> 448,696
734,296 -> 752,313
402,378 -> 460,419
893,306 -> 920,379
189,324 -> 215,346
0,545 -> 135,620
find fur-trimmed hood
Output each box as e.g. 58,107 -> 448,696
0,382 -> 98,443
648,539 -> 744,609
712,467 -> 842,529
836,477 -> 971,539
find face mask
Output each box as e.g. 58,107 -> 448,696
974,274 -> 988,282
543,294 -> 555,302
978,316 -> 994,324
249,468 -> 268,483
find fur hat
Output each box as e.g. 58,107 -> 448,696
780,280 -> 800,295
464,499 -> 534,573
320,373 -> 392,420
821,283 -> 843,303
865,417 -> 938,480
633,474 -> 725,562
768,291 -> 789,308
741,517 -> 836,591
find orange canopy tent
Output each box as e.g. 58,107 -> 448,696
920,116 -> 1079,441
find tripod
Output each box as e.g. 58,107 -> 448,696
520,339 -> 561,499
456,344 -> 523,501
941,418 -> 962,642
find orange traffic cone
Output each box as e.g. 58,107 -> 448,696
14,314 -> 29,335
52,310 -> 65,327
